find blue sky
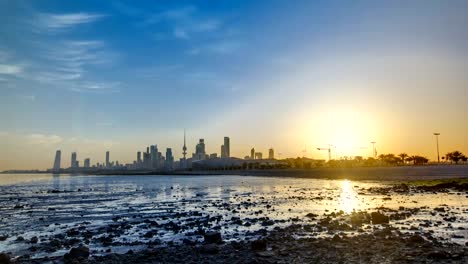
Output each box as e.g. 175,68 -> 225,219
1,0 -> 467,169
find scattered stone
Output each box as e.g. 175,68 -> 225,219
371,212 -> 389,224
199,244 -> 219,254
0,253 -> 11,264
204,231 -> 222,244
64,246 -> 90,260
251,239 -> 267,251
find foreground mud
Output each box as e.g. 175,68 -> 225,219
8,224 -> 468,264
1,176 -> 467,263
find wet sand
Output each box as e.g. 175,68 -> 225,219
188,165 -> 468,181
0,175 -> 467,263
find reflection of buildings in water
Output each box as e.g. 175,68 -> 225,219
52,174 -> 60,190
339,180 -> 359,214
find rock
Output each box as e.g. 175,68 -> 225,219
64,246 -> 90,260
30,236 -> 38,244
0,235 -> 8,241
199,244 -> 219,254
428,250 -> 451,259
408,234 -> 424,244
0,253 -> 11,264
251,239 -> 267,251
332,234 -> 342,242
371,212 -> 389,224
204,231 -> 222,244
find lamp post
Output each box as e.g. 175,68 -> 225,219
370,142 -> 376,158
433,133 -> 440,163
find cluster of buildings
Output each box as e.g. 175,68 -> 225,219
50,134 -> 277,172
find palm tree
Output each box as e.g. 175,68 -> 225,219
446,151 -> 466,164
398,153 -> 408,165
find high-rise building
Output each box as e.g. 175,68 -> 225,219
165,148 -> 174,170
53,150 -> 61,171
224,137 -> 230,158
251,148 -> 255,159
194,139 -> 206,161
150,145 -> 159,169
71,152 -> 77,168
137,151 -> 142,167
255,152 -> 263,160
106,151 -> 110,168
84,158 -> 90,168
269,148 -> 274,159
221,145 -> 226,158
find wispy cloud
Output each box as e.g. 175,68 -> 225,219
0,64 -> 23,75
35,12 -> 105,32
70,81 -> 121,93
27,134 -> 63,145
188,40 -> 243,55
144,6 -> 222,40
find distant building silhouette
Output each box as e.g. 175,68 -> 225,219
221,145 -> 226,158
105,151 -> 110,168
221,137 -> 230,158
255,152 -> 263,159
269,148 -> 274,159
71,152 -> 78,168
137,151 -> 142,167
251,148 -> 255,159
84,158 -> 90,168
194,139 -> 206,160
53,150 -> 61,171
165,148 -> 174,170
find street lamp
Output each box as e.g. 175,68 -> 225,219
370,142 -> 376,158
433,133 -> 440,163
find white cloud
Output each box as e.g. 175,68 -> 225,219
36,12 -> 105,31
0,64 -> 23,75
28,134 -> 63,145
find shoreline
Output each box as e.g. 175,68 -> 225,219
2,165 -> 468,181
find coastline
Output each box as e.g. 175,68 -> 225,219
3,165 -> 468,181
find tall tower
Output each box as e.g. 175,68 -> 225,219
182,129 -> 187,159
71,152 -> 77,168
224,137 -> 230,158
53,150 -> 61,171
105,151 -> 110,168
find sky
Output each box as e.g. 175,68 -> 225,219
0,0 -> 467,170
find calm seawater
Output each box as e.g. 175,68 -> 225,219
0,174 -> 466,257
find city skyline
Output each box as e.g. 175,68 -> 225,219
1,1 -> 468,170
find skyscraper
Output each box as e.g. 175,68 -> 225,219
150,145 -> 159,169
53,150 -> 61,171
71,152 -> 77,168
165,148 -> 174,170
251,148 -> 255,159
137,151 -> 142,166
224,137 -> 230,158
221,145 -> 226,158
194,139 -> 206,161
106,151 -> 110,168
84,158 -> 90,168
269,148 -> 275,159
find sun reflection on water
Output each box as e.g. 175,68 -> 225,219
339,180 -> 359,213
